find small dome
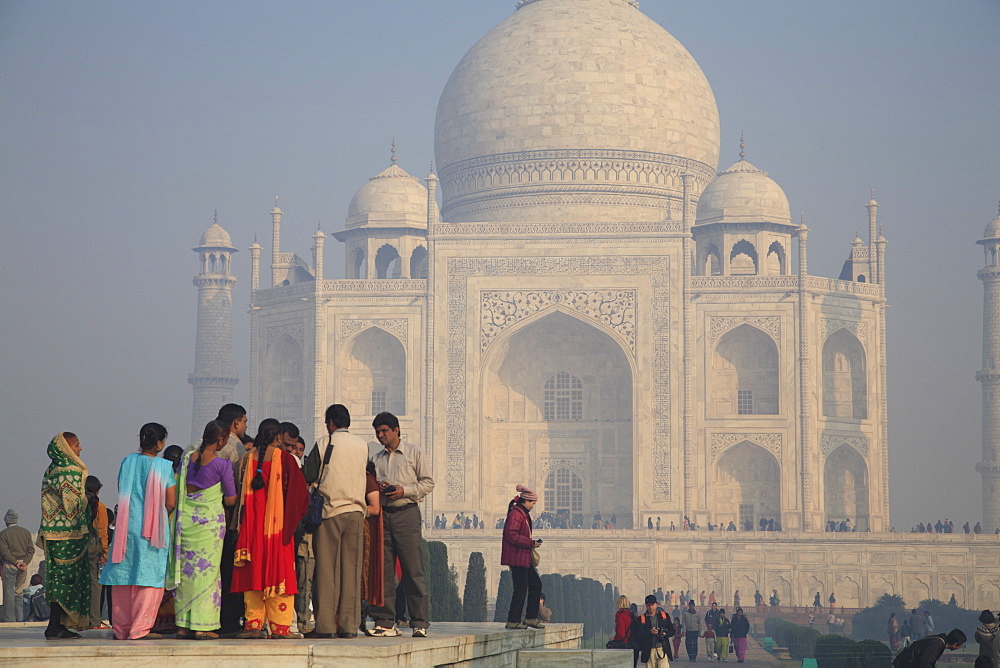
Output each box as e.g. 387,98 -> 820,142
695,158 -> 791,226
346,162 -> 429,228
852,234 -> 864,246
984,214 -> 1000,239
199,222 -> 234,248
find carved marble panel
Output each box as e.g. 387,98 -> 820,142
821,433 -> 870,458
708,315 -> 781,343
711,432 -> 782,461
339,318 -> 408,345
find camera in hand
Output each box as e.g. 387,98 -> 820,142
383,485 -> 397,494
536,538 -> 543,544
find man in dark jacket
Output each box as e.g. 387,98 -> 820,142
632,594 -> 675,667
892,629 -> 966,667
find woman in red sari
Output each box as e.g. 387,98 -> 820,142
231,419 -> 308,638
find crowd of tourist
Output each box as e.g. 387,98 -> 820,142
909,519 -> 993,534
15,403 -> 437,641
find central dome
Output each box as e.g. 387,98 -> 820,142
434,0 -> 720,223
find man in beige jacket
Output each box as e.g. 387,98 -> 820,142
305,404 -> 368,639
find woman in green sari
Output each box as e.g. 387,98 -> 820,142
170,420 -> 237,639
39,432 -> 91,639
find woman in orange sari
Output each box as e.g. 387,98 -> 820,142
231,419 -> 308,639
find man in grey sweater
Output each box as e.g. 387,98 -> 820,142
681,599 -> 704,660
0,509 -> 34,622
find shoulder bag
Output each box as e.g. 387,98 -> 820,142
303,436 -> 334,534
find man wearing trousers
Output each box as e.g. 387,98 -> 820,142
681,599 -> 704,660
0,509 -> 34,622
368,412 -> 434,638
306,404 -> 368,639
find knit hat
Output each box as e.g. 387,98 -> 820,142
516,484 -> 538,502
4,509 -> 17,524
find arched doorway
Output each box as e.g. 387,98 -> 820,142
481,310 -> 633,527
823,444 -> 869,530
713,441 -> 781,529
374,243 -> 401,279
341,327 -> 406,418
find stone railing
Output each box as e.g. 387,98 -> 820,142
690,275 -> 884,298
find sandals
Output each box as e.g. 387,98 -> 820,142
175,630 -> 196,640
195,631 -> 220,640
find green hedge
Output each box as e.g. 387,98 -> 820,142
462,552 -> 488,622
815,634 -> 857,668
763,618 -> 819,659
851,639 -> 893,667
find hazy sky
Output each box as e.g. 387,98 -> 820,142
1,1 -> 998,533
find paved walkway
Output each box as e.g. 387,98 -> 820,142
663,636 -> 781,667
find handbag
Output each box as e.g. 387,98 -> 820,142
303,437 -> 334,534
606,639 -> 629,650
530,547 -> 541,568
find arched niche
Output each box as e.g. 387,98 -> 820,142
711,324 -> 779,415
374,243 -> 401,279
341,327 -> 406,417
713,440 -> 781,529
481,309 -> 633,528
824,444 -> 869,531
730,239 -> 758,276
766,241 -> 786,275
265,335 -> 304,422
822,329 -> 867,419
410,245 -> 428,279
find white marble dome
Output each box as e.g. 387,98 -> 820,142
198,222 -> 234,248
346,162 -> 429,228
434,0 -> 720,223
695,157 -> 792,226
984,213 -> 1000,239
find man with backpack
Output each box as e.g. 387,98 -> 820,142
632,594 -> 676,667
892,629 -> 966,667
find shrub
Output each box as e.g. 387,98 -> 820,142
851,639 -> 893,668
815,634 -> 857,668
786,625 -> 821,659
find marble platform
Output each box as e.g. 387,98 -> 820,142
0,622 -> 583,667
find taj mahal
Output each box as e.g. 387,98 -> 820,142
186,0 -> 1000,609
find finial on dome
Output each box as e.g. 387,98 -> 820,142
275,196 -> 279,207
214,209 -> 218,225
997,198 -> 999,217
739,131 -> 746,161
317,220 -> 322,231
430,160 -> 436,175
391,137 -> 397,164
253,232 -> 258,243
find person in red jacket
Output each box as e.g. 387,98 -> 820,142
501,484 -> 543,630
609,594 -> 636,663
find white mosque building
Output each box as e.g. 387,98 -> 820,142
190,0 -> 1000,607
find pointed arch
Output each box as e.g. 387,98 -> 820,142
822,329 -> 868,419
711,324 -> 779,415
730,239 -> 758,276
374,243 -> 401,279
410,245 -> 428,279
766,241 -> 786,275
480,309 -> 634,528
824,444 -> 869,531
351,247 -> 366,279
342,326 -> 406,416
703,242 -> 722,276
713,440 -> 781,528
265,334 -> 304,421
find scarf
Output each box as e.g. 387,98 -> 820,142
110,453 -> 171,563
39,433 -> 89,541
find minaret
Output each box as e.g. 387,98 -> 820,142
867,192 -> 879,283
270,197 -> 282,287
249,234 -> 262,292
976,203 -> 1000,532
189,214 -> 239,441
312,223 -> 326,281
426,164 -> 439,225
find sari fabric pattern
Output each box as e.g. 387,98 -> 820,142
171,449 -> 227,631
232,449 -> 308,600
39,433 -> 90,630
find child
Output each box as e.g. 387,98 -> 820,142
704,623 -> 717,661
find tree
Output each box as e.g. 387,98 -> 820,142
463,552 -> 488,621
494,569 -> 513,622
424,540 -> 463,621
